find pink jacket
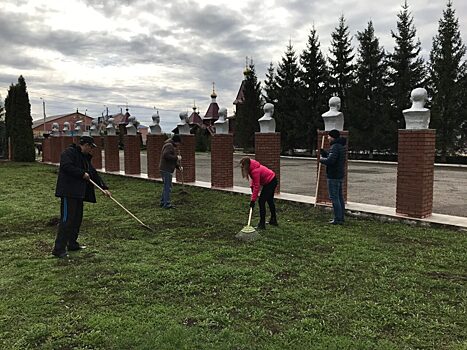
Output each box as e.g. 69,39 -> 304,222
249,159 -> 276,201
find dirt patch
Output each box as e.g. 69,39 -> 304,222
46,217 -> 60,226
427,271 -> 467,282
182,317 -> 198,327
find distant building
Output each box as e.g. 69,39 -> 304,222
32,111 -> 94,137
202,84 -> 219,127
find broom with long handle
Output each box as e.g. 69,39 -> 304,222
89,179 -> 154,232
247,207 -> 253,227
314,135 -> 326,207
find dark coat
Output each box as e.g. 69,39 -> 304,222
55,144 -> 108,202
319,137 -> 347,179
159,140 -> 180,173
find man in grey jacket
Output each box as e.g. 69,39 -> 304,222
159,134 -> 182,209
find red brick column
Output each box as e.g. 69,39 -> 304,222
255,132 -> 281,193
104,136 -> 120,172
124,135 -> 141,175
176,134 -> 195,183
211,134 -> 234,188
146,134 -> 167,179
396,129 -> 435,218
42,137 -> 51,162
316,130 -> 349,204
61,136 -> 74,154
90,136 -> 102,169
50,137 -> 62,163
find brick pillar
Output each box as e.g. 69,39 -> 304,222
124,135 -> 141,175
61,136 -> 74,154
90,136 -> 103,169
255,132 -> 281,193
316,130 -> 349,204
104,136 -> 120,172
211,134 -> 234,188
176,134 -> 195,183
146,134 -> 167,179
42,137 -> 51,162
396,129 -> 435,218
50,137 -> 62,163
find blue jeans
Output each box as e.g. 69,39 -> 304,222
327,178 -> 345,223
160,170 -> 173,208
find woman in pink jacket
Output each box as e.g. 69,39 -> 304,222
240,157 -> 278,229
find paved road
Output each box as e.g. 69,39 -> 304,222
115,152 -> 466,217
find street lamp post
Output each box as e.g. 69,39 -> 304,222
40,97 -> 46,134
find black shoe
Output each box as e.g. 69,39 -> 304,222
268,219 -> 278,226
68,245 -> 86,251
163,205 -> 176,209
256,223 -> 266,230
52,250 -> 68,258
328,220 -> 343,225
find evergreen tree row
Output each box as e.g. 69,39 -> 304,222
236,1 -> 466,158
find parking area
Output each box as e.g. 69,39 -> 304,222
118,152 -> 466,217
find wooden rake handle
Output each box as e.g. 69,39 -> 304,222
89,179 -> 152,230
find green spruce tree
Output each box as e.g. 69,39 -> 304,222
389,1 -> 425,132
274,41 -> 304,152
4,76 -> 35,161
235,61 -> 262,150
429,1 -> 466,161
329,15 -> 355,120
300,26 -> 329,151
351,21 -> 391,153
263,62 -> 279,104
0,94 -> 6,158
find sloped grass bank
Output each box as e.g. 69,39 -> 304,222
0,162 -> 466,349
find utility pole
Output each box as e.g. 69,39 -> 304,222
40,97 -> 46,133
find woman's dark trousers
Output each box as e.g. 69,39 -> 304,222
258,177 -> 278,226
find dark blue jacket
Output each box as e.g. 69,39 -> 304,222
319,137 -> 347,179
55,144 -> 108,202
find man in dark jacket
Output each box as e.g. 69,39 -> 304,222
159,134 -> 182,209
52,136 -> 111,258
319,129 -> 347,225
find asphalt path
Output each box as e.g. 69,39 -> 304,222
116,152 -> 466,217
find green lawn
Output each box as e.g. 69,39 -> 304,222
0,161 -> 466,350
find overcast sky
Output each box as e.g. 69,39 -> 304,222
0,0 -> 465,131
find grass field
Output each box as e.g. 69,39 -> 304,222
0,161 -> 466,349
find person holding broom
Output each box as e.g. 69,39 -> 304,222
240,157 -> 278,229
52,136 -> 111,258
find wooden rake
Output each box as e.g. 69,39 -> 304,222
89,179 -> 154,232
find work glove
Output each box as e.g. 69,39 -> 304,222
320,149 -> 328,157
249,201 -> 255,208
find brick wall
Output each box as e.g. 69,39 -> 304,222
90,136 -> 102,170
176,134 -> 195,183
146,134 -> 167,179
211,134 -> 234,188
124,135 -> 141,175
104,136 -> 120,172
396,129 -> 435,218
316,130 -> 349,204
42,137 -> 51,162
255,132 -> 281,193
50,137 -> 62,163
